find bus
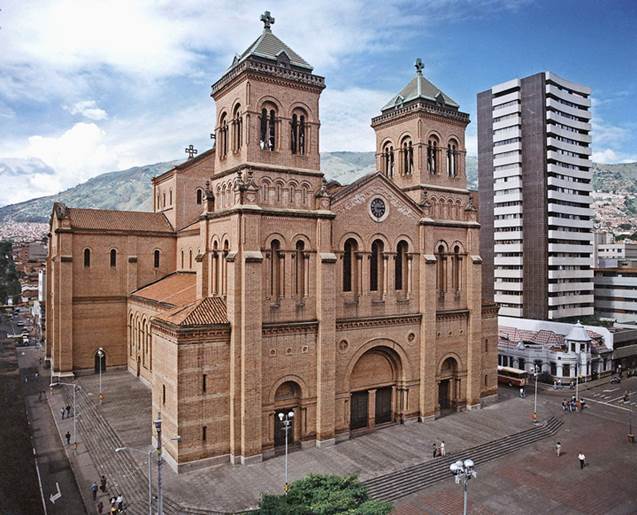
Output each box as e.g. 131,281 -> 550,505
497,366 -> 528,387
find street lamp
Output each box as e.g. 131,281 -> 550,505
153,414 -> 180,515
96,347 -> 105,404
449,458 -> 477,515
51,382 -> 80,449
278,410 -> 294,493
115,447 -> 153,515
532,364 -> 539,424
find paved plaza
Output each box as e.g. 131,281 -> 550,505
42,356 -> 637,514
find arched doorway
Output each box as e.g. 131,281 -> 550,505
94,349 -> 106,374
273,381 -> 301,449
438,357 -> 459,415
349,347 -> 401,431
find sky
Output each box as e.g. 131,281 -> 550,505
1,0 -> 636,205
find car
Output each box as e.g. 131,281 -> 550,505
610,376 -> 621,384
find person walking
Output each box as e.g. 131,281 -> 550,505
90,481 -> 98,501
66,405 -> 71,418
97,501 -> 104,514
116,494 -> 124,511
100,475 -> 107,493
60,407 -> 65,420
440,440 -> 446,456
558,379 -> 562,390
432,441 -> 438,458
578,452 -> 586,469
65,431 -> 71,445
555,442 -> 561,457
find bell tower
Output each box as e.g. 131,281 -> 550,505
210,11 -> 326,174
371,59 -> 470,204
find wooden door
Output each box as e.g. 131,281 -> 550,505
439,380 -> 450,409
350,391 -> 369,430
375,386 -> 393,424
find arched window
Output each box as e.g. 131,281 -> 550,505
427,137 -> 439,175
270,239 -> 281,298
447,140 -> 458,177
222,240 -> 229,296
196,189 -> 203,205
436,244 -> 447,291
189,249 -> 193,269
402,138 -> 414,176
180,250 -> 184,269
295,240 -> 305,297
110,249 -> 117,268
260,106 -> 277,150
156,193 -> 160,210
153,250 -> 160,269
369,240 -> 384,291
83,248 -> 91,268
395,240 -> 408,290
382,143 -> 395,177
452,244 -> 462,290
169,189 -> 173,205
342,238 -> 358,292
212,241 -> 219,295
162,192 -> 166,207
233,104 -> 242,151
218,113 -> 228,158
291,110 -> 307,155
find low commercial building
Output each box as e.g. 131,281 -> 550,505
594,267 -> 637,323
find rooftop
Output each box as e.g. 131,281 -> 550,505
63,206 -> 174,233
158,296 -> 228,327
131,272 -> 196,308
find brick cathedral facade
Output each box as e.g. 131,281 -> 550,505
46,13 -> 498,470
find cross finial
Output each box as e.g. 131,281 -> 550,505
415,58 -> 424,75
260,10 -> 275,31
185,144 -> 198,159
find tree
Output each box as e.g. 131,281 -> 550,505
257,474 -> 392,515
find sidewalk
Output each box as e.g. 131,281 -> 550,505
64,369 -> 561,514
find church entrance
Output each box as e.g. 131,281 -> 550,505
273,381 -> 302,453
438,379 -> 450,410
349,346 -> 402,432
350,391 -> 369,430
437,357 -> 460,416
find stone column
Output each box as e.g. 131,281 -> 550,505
356,254 -> 363,298
367,389 -> 377,428
419,226 -> 438,421
464,226 -> 483,409
382,254 -> 389,300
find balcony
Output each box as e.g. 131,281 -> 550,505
495,268 -> 524,278
494,218 -> 524,229
548,305 -> 594,320
493,153 -> 522,167
495,293 -> 524,304
547,202 -> 592,217
547,176 -> 592,192
548,256 -> 593,266
547,216 -> 593,229
546,98 -> 591,120
495,230 -> 523,241
548,243 -> 593,253
547,190 -> 592,204
547,163 -> 592,180
494,256 -> 524,266
546,124 -> 591,144
494,166 -> 523,180
494,191 -> 524,204
493,116 -> 521,131
547,150 -> 591,169
494,243 -> 523,253
548,269 -> 593,280
546,84 -> 591,108
546,110 -> 591,132
548,281 -> 594,293
547,137 -> 592,156
494,204 -> 523,216
492,90 -> 520,107
499,306 -> 523,317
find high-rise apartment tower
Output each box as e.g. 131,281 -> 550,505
478,72 -> 594,320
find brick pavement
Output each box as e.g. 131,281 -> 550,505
60,369 -> 560,513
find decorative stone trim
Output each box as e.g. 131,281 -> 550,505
436,309 -> 469,322
320,252 -> 337,263
423,254 -> 437,263
262,320 -> 319,336
244,250 -> 263,263
471,255 -> 483,264
336,313 -> 421,331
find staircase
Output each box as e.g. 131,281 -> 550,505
365,416 -> 563,503
62,386 -> 183,514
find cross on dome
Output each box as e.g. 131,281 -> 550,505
260,10 -> 275,31
415,58 -> 424,75
185,144 -> 198,159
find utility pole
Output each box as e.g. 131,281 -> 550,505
154,415 -> 163,515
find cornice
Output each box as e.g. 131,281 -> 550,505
436,308 -> 469,321
336,313 -> 422,331
371,100 -> 470,128
262,320 -> 319,336
211,162 -> 323,181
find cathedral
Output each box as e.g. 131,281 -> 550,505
46,12 -> 498,471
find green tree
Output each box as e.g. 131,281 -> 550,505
257,474 -> 391,515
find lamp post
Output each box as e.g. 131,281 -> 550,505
449,458 -> 477,515
533,364 -> 539,424
278,410 -> 294,493
52,382 -> 80,449
154,416 -> 163,515
115,447 -> 153,515
96,347 -> 105,404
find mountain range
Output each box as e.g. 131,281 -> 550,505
0,153 -> 634,241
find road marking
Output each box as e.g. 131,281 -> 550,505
34,456 -> 48,515
49,482 -> 61,504
582,397 -> 631,412
602,388 -> 619,393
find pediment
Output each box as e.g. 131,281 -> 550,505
331,173 -> 422,222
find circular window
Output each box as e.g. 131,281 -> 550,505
369,196 -> 389,222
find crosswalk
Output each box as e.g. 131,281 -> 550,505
586,389 -> 637,408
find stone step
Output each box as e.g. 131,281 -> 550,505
365,416 -> 563,502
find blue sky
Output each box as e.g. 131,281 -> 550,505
0,0 -> 636,205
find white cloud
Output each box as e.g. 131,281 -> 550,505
65,100 -> 108,121
592,148 -> 637,164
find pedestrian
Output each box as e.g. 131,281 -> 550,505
116,494 -> 124,510
66,405 -> 71,417
100,475 -> 107,492
553,380 -> 557,390
561,400 -> 567,412
558,379 -> 562,390
60,407 -> 65,420
519,387 -> 525,398
90,481 -> 98,501
555,441 -> 561,457
578,451 -> 586,469
440,440 -> 446,456
432,441 -> 438,458
97,501 -> 104,514
65,431 -> 71,445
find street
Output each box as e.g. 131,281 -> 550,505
0,314 -> 85,515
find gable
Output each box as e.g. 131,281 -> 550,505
331,173 -> 422,222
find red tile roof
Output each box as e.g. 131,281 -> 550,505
132,273 -> 196,307
67,208 -> 174,233
159,297 -> 228,327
